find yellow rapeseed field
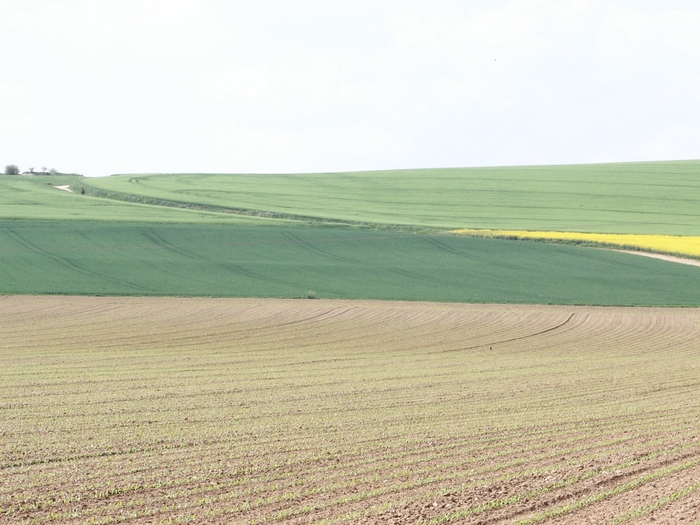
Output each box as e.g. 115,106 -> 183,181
452,229 -> 700,259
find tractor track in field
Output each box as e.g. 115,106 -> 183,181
140,227 -> 303,290
442,312 -> 580,353
2,227 -> 153,292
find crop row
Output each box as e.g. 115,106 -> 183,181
2,297 -> 699,524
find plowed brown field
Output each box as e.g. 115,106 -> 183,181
2,296 -> 699,525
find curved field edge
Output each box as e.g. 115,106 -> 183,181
75,161 -> 700,234
0,174 -> 293,224
2,220 -> 700,306
452,229 -> 700,261
72,179 -> 425,231
2,296 -> 699,524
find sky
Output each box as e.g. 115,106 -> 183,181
1,0 -> 700,177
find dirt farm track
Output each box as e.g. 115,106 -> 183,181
2,296 -> 700,524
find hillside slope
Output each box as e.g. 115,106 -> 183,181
0,174 -> 289,224
81,161 -> 700,234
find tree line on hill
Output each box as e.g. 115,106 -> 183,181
5,165 -> 60,176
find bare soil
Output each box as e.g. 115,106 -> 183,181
1,296 -> 699,524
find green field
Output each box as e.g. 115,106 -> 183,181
2,220 -> 699,305
3,163 -> 699,305
0,175 -> 286,224
80,161 -> 700,234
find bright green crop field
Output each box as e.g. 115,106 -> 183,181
2,220 -> 699,305
0,175 -> 286,224
80,161 -> 700,234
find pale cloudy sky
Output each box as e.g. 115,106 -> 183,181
2,0 -> 699,176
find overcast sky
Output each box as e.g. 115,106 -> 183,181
2,0 -> 700,176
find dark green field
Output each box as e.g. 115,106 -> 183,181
2,221 -> 699,305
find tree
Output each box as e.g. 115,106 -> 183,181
4,164 -> 19,175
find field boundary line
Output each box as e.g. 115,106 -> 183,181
452,229 -> 700,263
610,249 -> 700,268
75,180 -> 442,233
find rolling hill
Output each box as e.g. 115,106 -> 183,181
79,161 -> 700,234
2,161 -> 698,304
